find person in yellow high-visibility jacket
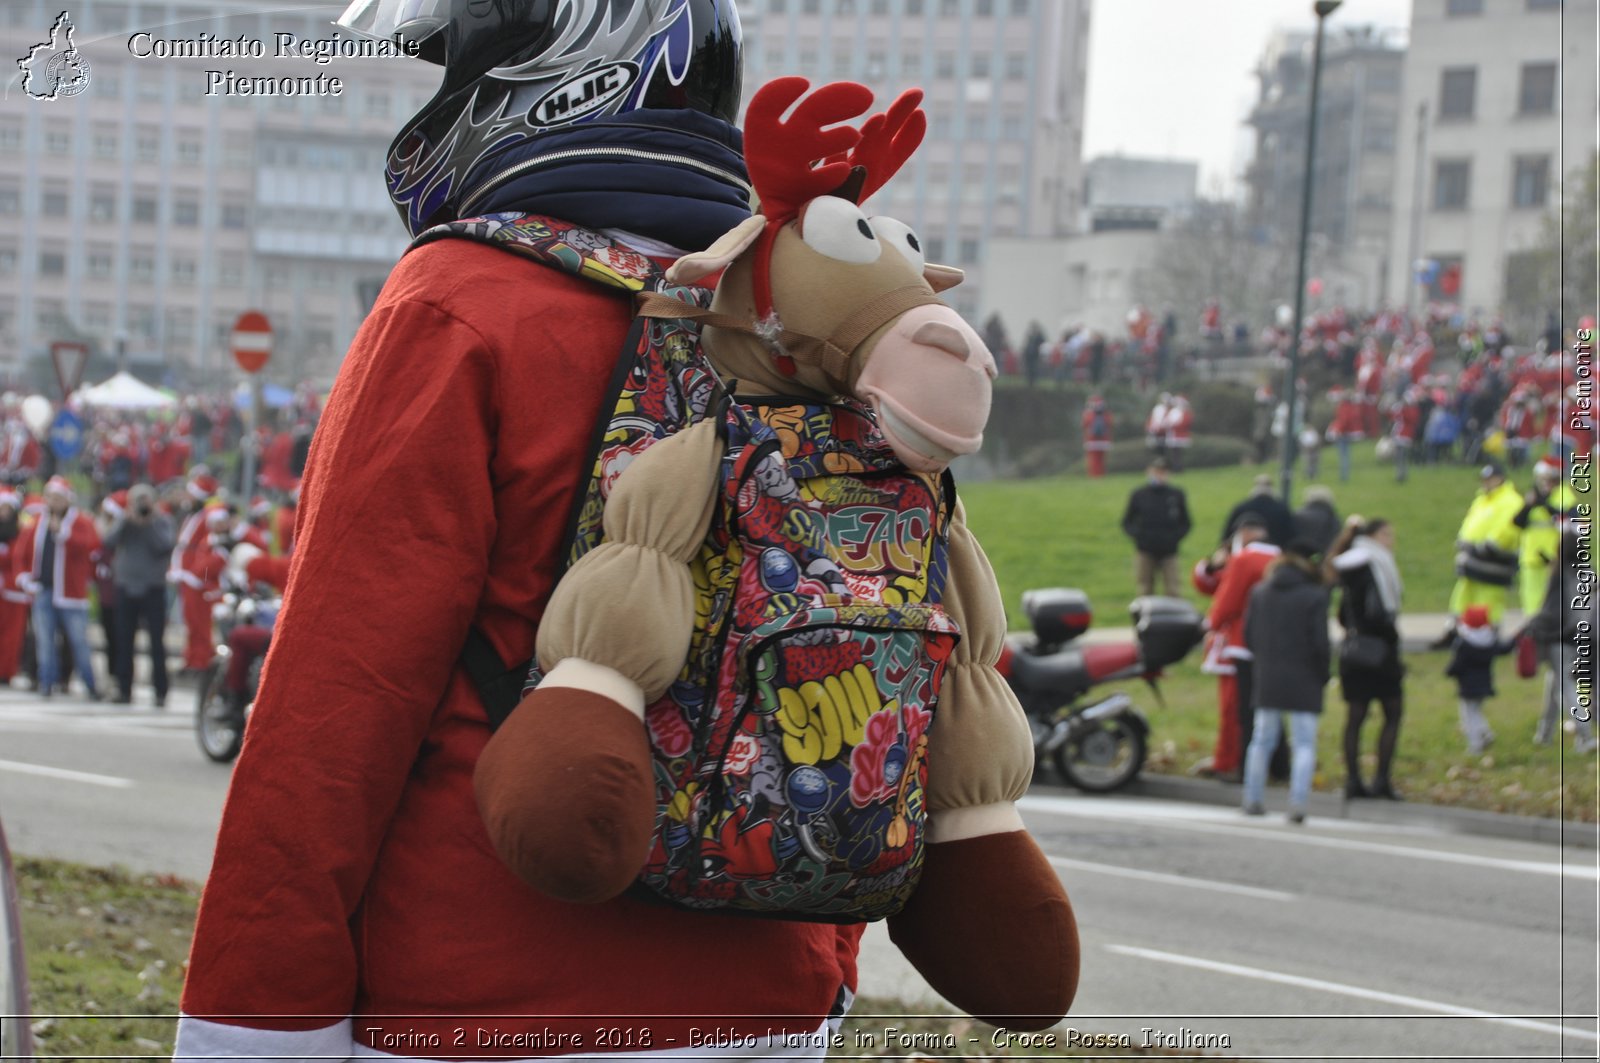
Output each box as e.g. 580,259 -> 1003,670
1514,455 -> 1579,615
1449,462 -> 1525,623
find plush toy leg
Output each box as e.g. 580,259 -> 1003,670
888,831 -> 1078,1031
473,687 -> 654,904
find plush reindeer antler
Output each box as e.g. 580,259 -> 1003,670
745,77 -> 874,224
845,88 -> 927,205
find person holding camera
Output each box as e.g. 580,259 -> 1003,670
103,483 -> 175,707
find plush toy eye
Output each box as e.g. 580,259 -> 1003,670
798,196 -> 883,265
869,217 -> 926,274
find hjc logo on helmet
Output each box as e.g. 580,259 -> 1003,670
529,61 -> 641,128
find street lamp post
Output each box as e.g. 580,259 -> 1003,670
1280,0 -> 1342,505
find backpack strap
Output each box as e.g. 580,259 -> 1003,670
417,213 -> 717,731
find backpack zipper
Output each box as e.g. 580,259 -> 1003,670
459,147 -> 754,217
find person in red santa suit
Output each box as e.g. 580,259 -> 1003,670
15,477 -> 102,700
0,488 -> 27,683
1499,388 -> 1539,469
1355,347 -> 1383,438
3,412 -> 40,487
1192,515 -> 1282,781
1389,388 -> 1422,483
173,10 -> 1026,1061
271,487 -> 298,556
1326,387 -> 1365,483
1081,394 -> 1113,477
1161,394 -> 1193,472
169,471 -> 219,675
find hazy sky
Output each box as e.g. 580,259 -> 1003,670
1082,0 -> 1414,196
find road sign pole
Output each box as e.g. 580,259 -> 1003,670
241,377 -> 259,499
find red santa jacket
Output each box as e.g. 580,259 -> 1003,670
16,508 -> 101,607
177,236 -> 862,1059
1327,397 -> 1365,441
168,508 -> 210,590
1390,401 -> 1421,444
1162,401 -> 1193,447
1193,542 -> 1282,674
0,525 -> 28,606
1081,403 -> 1113,450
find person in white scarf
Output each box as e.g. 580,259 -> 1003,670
1326,516 -> 1406,799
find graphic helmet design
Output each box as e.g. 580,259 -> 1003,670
336,0 -> 744,234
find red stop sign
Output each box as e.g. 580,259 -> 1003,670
232,311 -> 272,374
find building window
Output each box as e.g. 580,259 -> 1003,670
173,197 -> 200,226
939,0 -> 958,15
87,251 -> 113,278
0,246 -> 18,275
971,52 -> 990,78
959,238 -> 980,264
1005,52 -> 1027,79
936,51 -> 955,77
905,0 -> 923,12
769,0 -> 786,11
222,202 -> 249,229
1526,0 -> 1561,9
0,186 -> 18,215
135,128 -> 160,162
1432,159 -> 1471,210
802,0 -> 819,14
131,195 -> 158,223
39,250 -> 66,276
43,192 -> 68,217
90,187 -> 116,221
1512,155 -> 1550,208
171,257 -> 197,285
1445,0 -> 1482,14
1438,67 -> 1476,120
129,250 -> 155,283
220,257 -> 245,287
93,130 -> 118,159
45,130 -> 70,154
1518,62 -> 1557,115
976,0 -> 993,14
85,303 -> 112,331
0,124 -> 20,153
177,138 -> 203,164
1010,0 -> 1029,13
924,237 -> 945,262
223,133 -> 253,167
129,305 -> 157,339
870,0 -> 888,12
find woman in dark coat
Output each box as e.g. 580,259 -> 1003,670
1241,542 -> 1331,824
1326,516 -> 1405,799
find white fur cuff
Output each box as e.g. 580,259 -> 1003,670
540,658 -> 647,720
928,801 -> 1025,844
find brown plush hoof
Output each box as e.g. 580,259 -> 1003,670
889,831 -> 1078,1030
473,686 -> 654,904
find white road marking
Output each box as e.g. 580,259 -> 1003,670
1020,794 -> 1599,880
1107,944 -> 1600,1043
0,758 -> 135,788
1049,855 -> 1295,902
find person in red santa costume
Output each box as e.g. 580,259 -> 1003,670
1081,394 -> 1113,478
1355,346 -> 1383,438
1192,515 -> 1282,782
175,9 -> 1076,1062
1161,393 -> 1193,472
1326,387 -> 1365,483
271,487 -> 298,556
1389,388 -> 1422,483
0,487 -> 27,683
15,477 -> 102,700
168,470 -> 219,675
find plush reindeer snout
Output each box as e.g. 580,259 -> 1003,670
857,304 -> 996,473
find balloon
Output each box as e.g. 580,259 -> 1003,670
21,395 -> 53,440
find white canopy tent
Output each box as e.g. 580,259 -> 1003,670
75,371 -> 177,410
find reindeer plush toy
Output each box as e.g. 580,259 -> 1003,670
473,78 -> 1079,1029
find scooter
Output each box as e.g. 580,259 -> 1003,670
195,556 -> 280,764
998,589 -> 1204,793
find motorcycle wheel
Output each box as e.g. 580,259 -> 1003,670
195,661 -> 244,764
1053,715 -> 1146,793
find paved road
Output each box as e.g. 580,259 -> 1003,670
1,689 -> 1596,1062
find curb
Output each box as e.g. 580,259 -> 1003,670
1127,773 -> 1598,849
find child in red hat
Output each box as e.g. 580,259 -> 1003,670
1445,604 -> 1517,754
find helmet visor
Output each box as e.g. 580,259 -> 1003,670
335,0 -> 449,47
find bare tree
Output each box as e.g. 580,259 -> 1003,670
1503,152 -> 1598,335
1143,198 -> 1298,337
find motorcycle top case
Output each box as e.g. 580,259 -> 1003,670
1021,588 -> 1092,647
1130,595 -> 1203,670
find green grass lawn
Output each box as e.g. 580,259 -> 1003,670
961,445 -> 1563,622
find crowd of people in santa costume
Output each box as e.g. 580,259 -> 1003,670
0,387 -> 313,703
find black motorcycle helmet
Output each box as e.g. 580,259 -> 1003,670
336,0 -> 744,235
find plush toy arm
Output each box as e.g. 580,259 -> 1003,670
534,418 -> 725,710
474,419 -> 724,904
923,498 -> 1034,838
888,498 -> 1079,1032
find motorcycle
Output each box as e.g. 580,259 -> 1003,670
195,547 -> 280,764
998,589 -> 1204,793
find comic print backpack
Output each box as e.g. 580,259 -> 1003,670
413,213 -> 960,922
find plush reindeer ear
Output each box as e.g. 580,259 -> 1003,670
667,216 -> 770,284
924,263 -> 964,293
